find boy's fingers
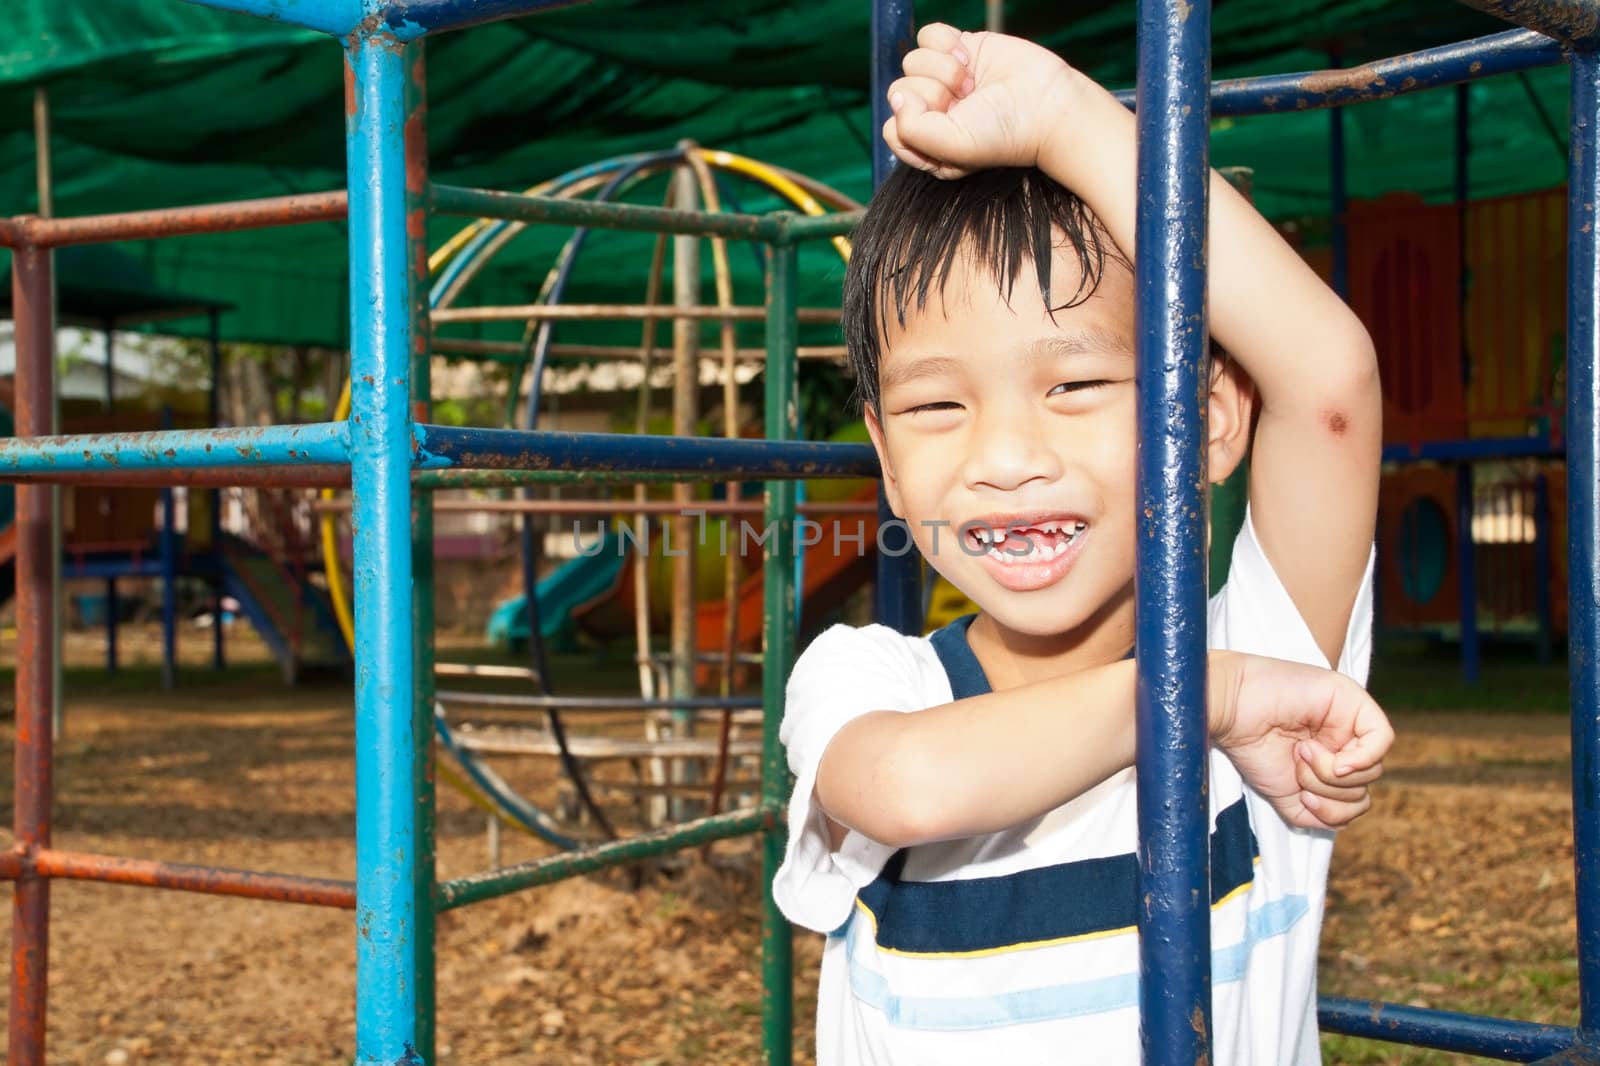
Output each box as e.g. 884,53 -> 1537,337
1333,718 -> 1393,776
1297,736 -> 1382,789
888,76 -> 956,115
1294,753 -> 1368,803
889,84 -> 973,163
902,49 -> 971,96
916,22 -> 964,54
880,118 -> 956,177
1298,789 -> 1371,829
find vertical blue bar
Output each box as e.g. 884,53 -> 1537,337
1566,45 -> 1600,1040
1456,463 -> 1481,682
208,310 -> 225,672
346,29 -> 422,1066
1133,0 -> 1214,1062
1453,83 -> 1481,685
1535,473 -> 1554,664
869,0 -> 922,634
104,324 -> 118,673
160,408 -> 177,692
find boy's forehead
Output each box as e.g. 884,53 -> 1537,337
881,247 -> 1135,355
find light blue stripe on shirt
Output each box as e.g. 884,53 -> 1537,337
846,895 -> 1310,1032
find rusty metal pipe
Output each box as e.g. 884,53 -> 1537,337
1455,0 -> 1600,47
19,191 -> 348,249
313,497 -> 877,515
11,240 -> 54,1066
430,337 -> 848,361
26,849 -> 356,909
431,303 -> 840,324
0,464 -> 352,488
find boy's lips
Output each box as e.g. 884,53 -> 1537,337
958,512 -> 1090,592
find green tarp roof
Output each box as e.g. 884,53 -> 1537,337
0,1 -> 1575,349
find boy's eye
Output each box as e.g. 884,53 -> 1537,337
903,401 -> 963,415
1048,380 -> 1110,396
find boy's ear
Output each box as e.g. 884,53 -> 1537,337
863,403 -> 906,518
1207,356 -> 1256,484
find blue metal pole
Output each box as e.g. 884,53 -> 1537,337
1111,30 -> 1565,116
208,309 -> 225,672
1535,472 -> 1554,664
1454,81 -> 1482,685
1457,470 -> 1482,685
868,0 -> 922,635
1133,0 -> 1214,1061
179,0 -> 360,36
160,407 -> 177,691
414,426 -> 877,478
1566,42 -> 1600,1042
0,421 -> 349,476
104,321 -> 117,673
345,26 -> 423,1066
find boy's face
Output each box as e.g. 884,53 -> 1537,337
865,247 -> 1140,642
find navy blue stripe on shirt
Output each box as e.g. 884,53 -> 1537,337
857,795 -> 1258,956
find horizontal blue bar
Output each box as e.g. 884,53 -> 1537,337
1111,29 -> 1564,116
415,425 -> 879,479
0,422 -> 350,476
1383,435 -> 1563,462
1320,997 -> 1576,1061
436,691 -> 763,711
380,0 -> 588,39
178,0 -> 360,36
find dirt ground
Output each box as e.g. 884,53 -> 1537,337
0,623 -> 1583,1064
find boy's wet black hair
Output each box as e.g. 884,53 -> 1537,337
841,163 -> 1124,413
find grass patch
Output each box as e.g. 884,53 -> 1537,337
1368,637 -> 1569,715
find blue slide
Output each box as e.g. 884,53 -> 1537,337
486,528 -> 629,649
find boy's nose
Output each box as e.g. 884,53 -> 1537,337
961,408 -> 1064,493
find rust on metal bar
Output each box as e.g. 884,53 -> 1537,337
28,849 -> 356,909
20,191 -> 348,249
430,337 -> 848,361
313,497 -> 877,516
0,218 -> 24,249
0,852 -> 21,881
431,303 -> 841,325
0,464 -> 352,489
11,239 -> 54,1066
1456,0 -> 1600,47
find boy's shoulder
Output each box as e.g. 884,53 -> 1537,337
783,622 -> 956,730
791,621 -> 942,688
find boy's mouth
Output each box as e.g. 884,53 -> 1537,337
964,516 -> 1088,563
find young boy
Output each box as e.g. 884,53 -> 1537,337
772,23 -> 1394,1065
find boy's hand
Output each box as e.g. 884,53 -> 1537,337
883,23 -> 1081,179
1208,652 -> 1393,832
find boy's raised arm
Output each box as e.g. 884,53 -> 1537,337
885,25 -> 1381,667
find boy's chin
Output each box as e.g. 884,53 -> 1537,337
950,583 -> 1093,640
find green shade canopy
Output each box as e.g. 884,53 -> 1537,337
0,1 -> 1572,348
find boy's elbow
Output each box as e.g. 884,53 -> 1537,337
816,719 -> 951,849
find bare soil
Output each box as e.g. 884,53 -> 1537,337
0,624 -> 1580,1064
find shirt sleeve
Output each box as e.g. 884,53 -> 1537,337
1209,504 -> 1375,684
771,622 -> 946,935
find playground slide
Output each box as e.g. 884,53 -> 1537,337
486,528 -> 631,649
219,534 -> 349,683
693,485 -> 879,660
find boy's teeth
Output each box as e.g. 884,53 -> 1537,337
976,520 -> 1087,563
